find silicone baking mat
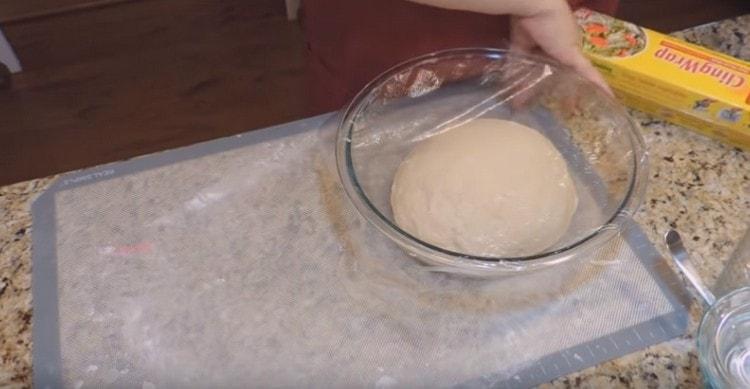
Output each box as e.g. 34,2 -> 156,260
32,113 -> 689,388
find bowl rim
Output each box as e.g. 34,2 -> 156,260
335,47 -> 649,273
696,286 -> 750,387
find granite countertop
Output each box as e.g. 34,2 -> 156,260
2,16 -> 750,389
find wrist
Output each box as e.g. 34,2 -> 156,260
407,0 -> 569,17
515,0 -> 569,17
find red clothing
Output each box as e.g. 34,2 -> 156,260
300,0 -> 618,114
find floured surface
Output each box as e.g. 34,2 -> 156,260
34,115 -> 686,388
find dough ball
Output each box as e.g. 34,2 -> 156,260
390,118 -> 578,257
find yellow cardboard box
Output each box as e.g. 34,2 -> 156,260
575,8 -> 750,149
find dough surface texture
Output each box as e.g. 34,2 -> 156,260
390,118 -> 578,257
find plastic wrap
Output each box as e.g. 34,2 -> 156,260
32,112 -> 687,388
335,49 -> 648,275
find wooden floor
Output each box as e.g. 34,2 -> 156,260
0,0 -> 308,186
0,0 -> 749,186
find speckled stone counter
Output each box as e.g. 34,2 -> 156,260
2,16 -> 750,389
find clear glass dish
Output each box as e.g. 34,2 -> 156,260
335,48 -> 648,276
698,287 -> 750,388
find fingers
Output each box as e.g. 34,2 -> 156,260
509,18 -> 536,54
513,3 -> 615,98
554,49 -> 615,97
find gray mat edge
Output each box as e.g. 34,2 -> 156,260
31,112 -> 689,389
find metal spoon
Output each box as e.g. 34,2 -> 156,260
665,229 -> 716,306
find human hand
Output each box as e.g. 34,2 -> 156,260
509,0 -> 613,95
406,0 -> 613,94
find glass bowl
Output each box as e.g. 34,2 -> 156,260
335,48 -> 648,276
697,287 -> 750,388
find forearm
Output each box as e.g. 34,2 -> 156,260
405,0 -> 566,17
